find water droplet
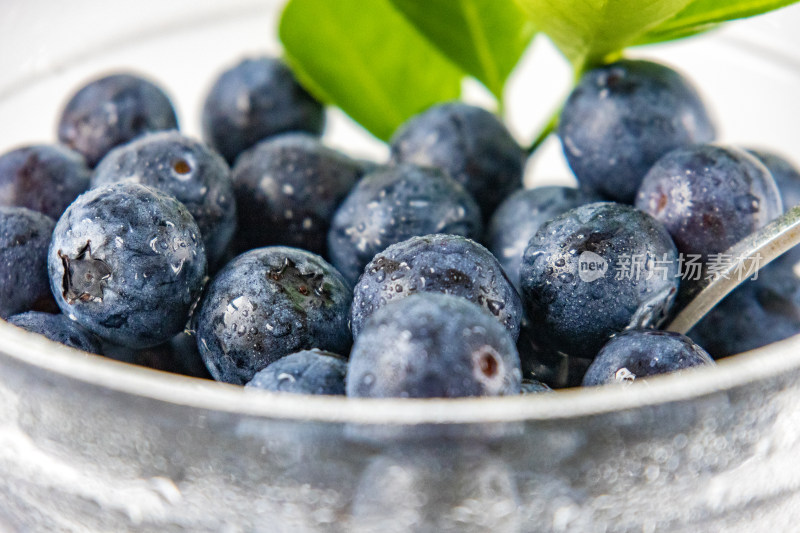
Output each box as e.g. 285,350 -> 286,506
358,372 -> 375,395
735,194 -> 760,214
486,299 -> 504,316
277,372 -> 296,384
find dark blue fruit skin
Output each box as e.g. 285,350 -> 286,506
48,182 -> 207,349
519,202 -> 680,361
748,149 -> 800,210
92,131 -> 236,268
0,145 -> 91,219
747,149 -> 800,267
101,332 -> 213,379
520,378 -> 553,394
488,186 -> 601,290
0,207 -> 55,318
390,102 -> 524,219
328,164 -> 482,286
57,73 -> 178,167
582,329 -> 714,386
195,246 -> 352,385
347,293 -> 521,398
689,260 -> 800,359
201,57 -> 325,164
559,59 -> 715,203
230,133 -> 361,256
245,349 -> 347,395
6,311 -> 102,354
351,234 -> 523,341
636,144 -> 782,259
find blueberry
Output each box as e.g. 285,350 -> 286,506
636,144 -> 782,259
747,149 -> 800,210
328,164 -> 482,286
201,57 -> 325,164
520,378 -> 553,394
746,149 -> 800,267
390,102 -> 524,219
688,260 -> 800,359
245,349 -> 347,395
0,207 -> 55,318
347,293 -> 521,398
6,311 -> 102,354
351,234 -> 523,341
230,133 -> 361,256
48,182 -> 207,348
0,145 -> 91,219
582,329 -> 714,386
57,74 -> 178,167
92,131 -> 236,268
101,332 -> 212,379
519,202 -> 680,361
559,59 -> 715,203
487,186 -> 601,290
195,246 -> 352,385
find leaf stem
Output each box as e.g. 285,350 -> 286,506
526,103 -> 561,156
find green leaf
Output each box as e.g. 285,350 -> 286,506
388,0 -> 536,99
636,0 -> 800,45
279,0 -> 464,141
514,0 -> 695,71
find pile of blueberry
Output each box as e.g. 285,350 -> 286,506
2,56 -> 799,398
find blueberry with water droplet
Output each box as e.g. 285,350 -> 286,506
488,186 -> 601,290
390,102 -> 525,219
57,73 -> 178,167
48,182 -> 206,348
636,144 -> 782,259
230,133 -> 362,256
195,246 -> 352,385
201,57 -> 325,164
351,234 -> 522,340
559,59 -> 715,203
582,329 -> 714,386
347,293 -> 521,398
327,164 -> 482,286
519,202 -> 679,361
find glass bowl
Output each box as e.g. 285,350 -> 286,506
2,1 -> 800,531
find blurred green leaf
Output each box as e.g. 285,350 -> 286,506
389,0 -> 536,99
514,0 -> 694,71
637,0 -> 800,45
280,0 -> 464,141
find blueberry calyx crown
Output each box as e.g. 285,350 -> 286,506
267,257 -> 331,303
58,241 -> 112,304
